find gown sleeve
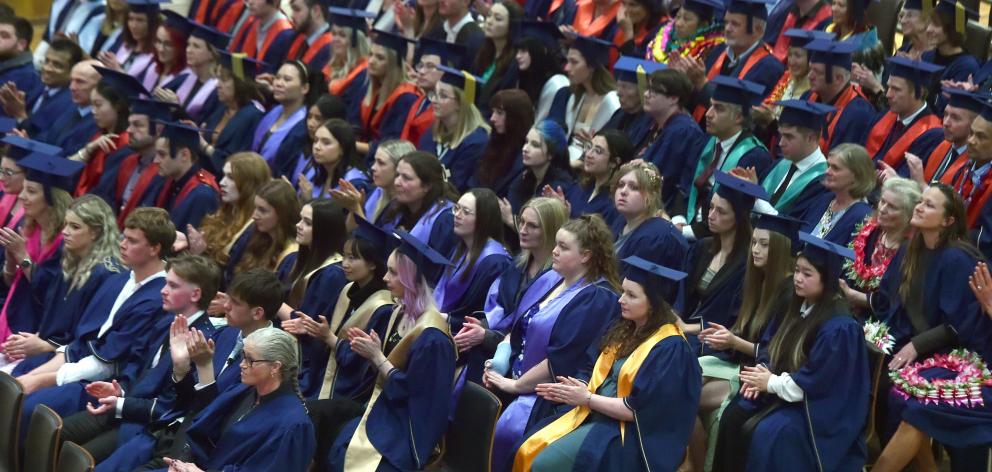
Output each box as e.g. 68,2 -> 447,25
547,285 -> 620,380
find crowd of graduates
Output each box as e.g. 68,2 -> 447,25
0,0 -> 991,469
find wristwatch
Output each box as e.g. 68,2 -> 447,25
18,257 -> 32,269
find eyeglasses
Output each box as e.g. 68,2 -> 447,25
0,168 -> 23,177
452,204 -> 475,217
427,91 -> 455,102
241,355 -> 275,368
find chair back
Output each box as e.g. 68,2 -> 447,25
443,381 -> 502,472
965,20 -> 992,62
23,404 -> 63,472
56,441 -> 95,472
869,0 -> 904,55
0,372 -> 22,472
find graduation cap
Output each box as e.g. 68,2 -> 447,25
944,88 -> 986,115
161,10 -> 192,35
621,256 -> 687,288
774,99 -> 836,131
935,0 -> 977,34
726,0 -> 773,33
372,29 -> 412,66
782,28 -> 835,49
570,34 -> 613,69
751,212 -> 804,250
94,65 -> 149,99
187,20 -> 231,50
710,75 -> 764,115
19,152 -> 84,202
0,136 -> 62,161
156,120 -> 203,153
513,20 -> 564,50
218,51 -> 264,80
415,37 -> 465,68
328,7 -> 374,42
903,0 -> 934,12
887,56 -> 944,96
126,0 -> 168,15
806,39 -> 858,83
682,0 -> 725,21
353,214 -> 399,256
437,65 -> 485,107
714,170 -> 768,219
798,231 -> 854,289
394,229 -> 452,281
613,56 -> 666,93
130,98 -> 179,122
969,92 -> 992,122
0,117 -> 15,134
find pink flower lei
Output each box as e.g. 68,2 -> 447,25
891,349 -> 992,408
843,218 -> 889,291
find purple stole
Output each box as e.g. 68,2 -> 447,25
484,269 -> 563,333
252,105 -> 306,165
492,277 -> 599,468
123,50 -> 155,81
176,74 -> 218,119
435,239 -> 508,312
364,187 -> 387,223
409,201 -> 453,242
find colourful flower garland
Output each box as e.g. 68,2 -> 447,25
765,70 -> 793,105
891,349 -> 992,408
843,219 -> 890,291
647,22 -> 725,64
863,319 -> 895,354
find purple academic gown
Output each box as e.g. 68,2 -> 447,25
165,72 -> 219,124
491,278 -> 620,472
433,239 -> 511,333
252,104 -> 306,171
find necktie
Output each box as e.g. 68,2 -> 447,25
932,148 -> 959,182
770,164 -> 799,206
694,143 -> 724,193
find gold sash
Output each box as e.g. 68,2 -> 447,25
288,253 -> 343,309
343,309 -> 454,471
513,324 -> 685,472
222,220 -> 253,257
318,284 -> 394,400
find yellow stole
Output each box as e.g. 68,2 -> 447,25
288,253 -> 343,308
317,283 -> 394,399
343,308 -> 455,471
513,324 -> 685,472
222,220 -> 253,257
276,242 -> 300,269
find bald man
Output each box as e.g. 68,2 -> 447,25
32,58 -> 100,155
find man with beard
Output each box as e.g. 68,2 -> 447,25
285,0 -> 334,74
0,38 -> 83,138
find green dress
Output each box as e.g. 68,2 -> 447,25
531,356 -> 628,471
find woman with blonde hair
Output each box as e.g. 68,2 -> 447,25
184,152 -> 271,266
325,8 -> 373,125
357,30 -> 419,151
800,143 -> 876,247
454,197 -> 568,382
332,139 -> 416,227
486,214 -> 621,472
418,66 -> 491,192
3,195 -> 124,373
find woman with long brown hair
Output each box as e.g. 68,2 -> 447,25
473,90 -> 534,199
222,179 -> 301,287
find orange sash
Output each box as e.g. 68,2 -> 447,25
572,0 -> 621,38
400,95 -> 434,145
287,31 -> 334,64
360,83 -> 421,141
809,84 -> 867,152
215,0 -> 244,32
692,44 -> 773,122
193,0 -> 214,24
864,111 -> 942,168
947,161 -> 992,227
75,131 -> 130,197
326,59 -> 368,96
925,140 -> 970,183
233,17 -> 291,60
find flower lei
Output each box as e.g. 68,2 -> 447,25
891,349 -> 992,408
765,70 -> 793,104
843,218 -> 888,291
647,22 -> 725,64
863,319 -> 895,354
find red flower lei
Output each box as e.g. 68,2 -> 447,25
844,218 -> 896,291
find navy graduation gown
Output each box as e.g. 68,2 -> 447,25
526,334 -> 702,472
328,302 -> 395,402
329,325 -> 456,471
21,86 -> 72,138
0,52 -> 43,118
20,273 -> 168,429
223,225 -> 298,287
894,378 -> 992,449
872,246 -> 992,361
144,168 -> 220,230
418,126 -> 489,192
506,167 -> 576,214
338,68 -> 368,127
434,242 -> 511,333
185,384 -> 315,471
4,243 -> 62,335
295,262 -> 349,400
35,106 -> 98,155
163,73 -> 220,125
800,88 -> 876,149
866,109 -> 946,177
202,104 -> 264,176
612,217 -> 689,302
921,50 -> 979,114
466,152 -> 524,200
604,108 -> 653,151
700,43 -> 785,106
800,195 -> 872,247
638,113 -> 708,208
565,182 -> 620,228
746,315 -> 870,471
677,238 -> 747,356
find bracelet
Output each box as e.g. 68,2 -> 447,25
376,357 -> 389,371
585,392 -> 592,407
